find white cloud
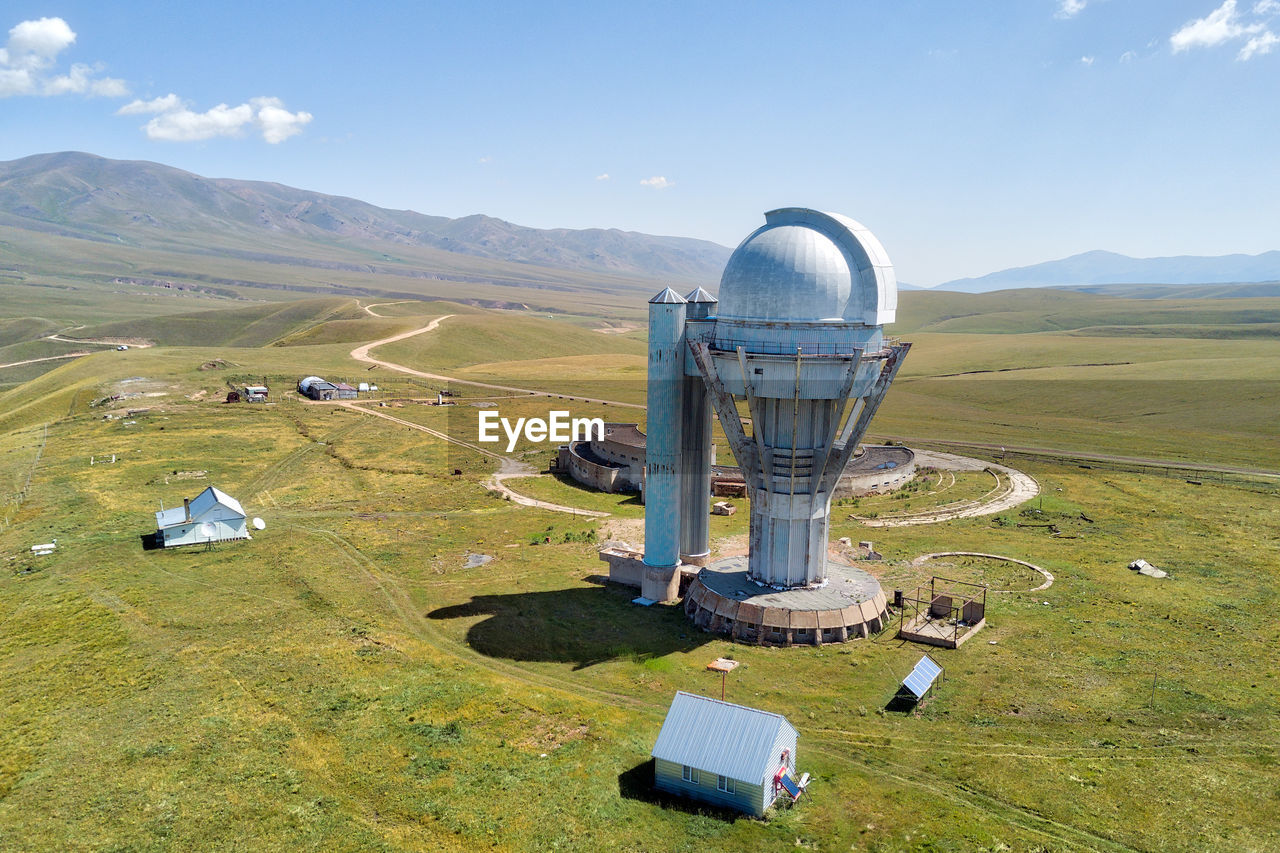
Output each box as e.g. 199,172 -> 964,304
117,93 -> 183,115
1171,1 -> 1264,51
1056,0 -> 1087,19
0,16 -> 127,97
143,103 -> 254,142
1239,29 -> 1280,56
251,96 -> 312,143
595,173 -> 610,181
7,17 -> 75,64
1119,50 -> 1137,62
477,155 -> 492,164
640,176 -> 673,189
1080,55 -> 1095,65
119,93 -> 311,143
43,62 -> 128,96
1255,0 -> 1280,14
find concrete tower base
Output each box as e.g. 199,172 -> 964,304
683,556 -> 888,646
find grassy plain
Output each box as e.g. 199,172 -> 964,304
0,288 -> 1278,850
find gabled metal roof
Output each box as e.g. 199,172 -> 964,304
192,486 -> 245,518
649,287 -> 687,304
651,691 -> 795,783
156,486 -> 246,528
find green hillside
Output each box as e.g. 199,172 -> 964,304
892,288 -> 1280,336
376,311 -> 648,372
0,317 -> 61,347
0,325 -> 1276,850
68,298 -> 366,348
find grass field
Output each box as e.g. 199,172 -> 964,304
1,288 -> 1278,851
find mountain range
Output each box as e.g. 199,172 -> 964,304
0,151 -> 731,283
3,152 -> 1278,299
933,249 -> 1280,293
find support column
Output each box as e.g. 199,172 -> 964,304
643,288 -> 686,571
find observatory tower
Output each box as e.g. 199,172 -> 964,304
642,208 -> 909,644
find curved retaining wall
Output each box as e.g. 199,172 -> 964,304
833,446 -> 916,498
558,424 -> 647,493
562,442 -> 625,492
683,576 -> 889,647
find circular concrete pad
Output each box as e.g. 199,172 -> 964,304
684,556 -> 889,646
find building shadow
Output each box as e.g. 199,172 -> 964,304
139,532 -> 162,551
427,584 -> 709,670
617,759 -> 743,822
548,471 -> 643,507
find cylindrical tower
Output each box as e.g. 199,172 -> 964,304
643,287 -> 687,569
687,208 -> 909,588
678,287 -> 717,565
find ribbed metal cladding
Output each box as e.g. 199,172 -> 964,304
643,289 -> 686,569
678,288 -> 716,562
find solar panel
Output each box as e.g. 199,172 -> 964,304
779,773 -> 801,798
902,655 -> 943,700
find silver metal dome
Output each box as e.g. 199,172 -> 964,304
715,208 -> 897,326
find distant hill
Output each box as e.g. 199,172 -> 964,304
0,151 -> 731,283
891,287 -> 1280,338
1049,281 -> 1280,299
934,249 -> 1280,293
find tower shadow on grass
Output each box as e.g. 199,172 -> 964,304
427,583 -> 710,670
617,759 -> 744,822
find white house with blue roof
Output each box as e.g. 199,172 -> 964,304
154,486 -> 250,548
651,691 -> 803,816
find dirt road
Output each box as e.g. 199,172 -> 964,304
348,315 -> 643,409
341,319 -> 610,517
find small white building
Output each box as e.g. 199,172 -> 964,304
651,691 -> 801,816
154,486 -> 250,548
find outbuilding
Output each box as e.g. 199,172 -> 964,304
298,376 -> 338,400
154,486 -> 250,548
651,691 -> 802,816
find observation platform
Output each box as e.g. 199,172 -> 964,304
683,556 -> 888,646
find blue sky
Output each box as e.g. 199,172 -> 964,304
1,0 -> 1277,286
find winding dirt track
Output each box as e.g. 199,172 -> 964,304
348,315 -> 643,409
346,318 -> 1043,524
0,352 -> 90,370
343,316 -> 609,517
856,450 -> 1040,527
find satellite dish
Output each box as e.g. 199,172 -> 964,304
199,521 -> 217,538
252,517 -> 266,530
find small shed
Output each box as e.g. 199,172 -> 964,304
332,382 -> 358,400
651,691 -> 799,816
298,376 -> 338,400
154,486 -> 250,548
243,385 -> 268,402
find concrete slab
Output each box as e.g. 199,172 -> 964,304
683,556 -> 889,646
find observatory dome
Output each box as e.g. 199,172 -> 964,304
715,208 -> 897,326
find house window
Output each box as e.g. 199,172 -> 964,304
681,765 -> 699,784
717,775 -> 736,794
